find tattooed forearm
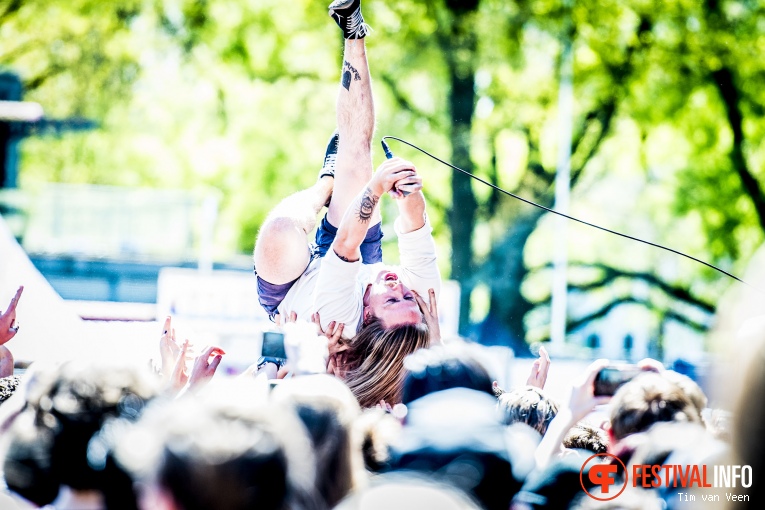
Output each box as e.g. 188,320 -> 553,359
341,60 -> 362,90
333,249 -> 358,262
356,187 -> 378,223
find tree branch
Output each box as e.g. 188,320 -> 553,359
0,0 -> 22,24
532,262 -> 716,314
378,72 -> 441,127
23,65 -> 65,92
712,66 -> 765,231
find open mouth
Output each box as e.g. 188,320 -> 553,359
384,272 -> 399,282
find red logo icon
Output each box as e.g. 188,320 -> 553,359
580,453 -> 628,501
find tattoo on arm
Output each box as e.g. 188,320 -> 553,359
333,249 -> 358,263
341,60 -> 362,90
356,187 -> 378,224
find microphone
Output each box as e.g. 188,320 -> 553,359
381,139 -> 395,159
380,139 -> 410,196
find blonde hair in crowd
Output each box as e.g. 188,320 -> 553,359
343,317 -> 430,408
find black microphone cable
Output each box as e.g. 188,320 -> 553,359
381,135 -> 756,290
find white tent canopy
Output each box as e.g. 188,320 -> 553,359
0,215 -> 157,364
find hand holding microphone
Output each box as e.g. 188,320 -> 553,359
380,140 -> 421,199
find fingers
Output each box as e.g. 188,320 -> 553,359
6,286 -> 23,314
393,175 -> 423,194
199,345 -> 225,364
162,316 -> 171,336
538,345 -> 551,372
583,358 -> 610,388
178,340 -> 190,363
288,311 -> 297,323
427,288 -> 438,317
412,289 -> 429,314
209,354 -> 223,372
594,396 -> 612,407
378,157 -> 416,173
637,358 -> 664,373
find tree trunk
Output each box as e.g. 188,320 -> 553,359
443,11 -> 478,336
479,208 -> 545,354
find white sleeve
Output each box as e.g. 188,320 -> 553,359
313,249 -> 364,338
395,215 -> 442,300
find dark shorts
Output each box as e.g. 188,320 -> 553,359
254,214 -> 383,318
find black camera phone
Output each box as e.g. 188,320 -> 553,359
594,364 -> 643,396
260,330 -> 287,367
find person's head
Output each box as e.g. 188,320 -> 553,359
0,375 -> 21,406
2,360 -> 159,508
363,270 -> 422,329
334,474 -> 482,510
569,487 -> 663,510
390,388 -> 537,510
271,375 -> 364,508
117,379 -> 320,510
401,342 -> 494,405
609,372 -> 702,444
662,369 -> 707,422
511,454 -> 598,510
563,422 -> 609,454
343,317 -> 430,408
356,407 -> 402,472
498,386 -> 559,436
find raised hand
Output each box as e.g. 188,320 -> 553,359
312,312 -> 346,356
274,311 -> 297,328
187,345 -> 225,389
567,358 -> 612,422
369,157 -> 417,198
168,340 -> 191,393
0,286 -> 23,346
526,345 -> 551,390
159,316 -> 180,381
412,288 -> 441,345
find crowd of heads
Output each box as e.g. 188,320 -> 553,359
0,286 -> 763,510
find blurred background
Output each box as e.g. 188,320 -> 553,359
1,0 -> 763,385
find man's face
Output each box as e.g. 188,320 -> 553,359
363,270 -> 422,328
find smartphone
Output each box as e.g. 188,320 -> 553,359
594,364 -> 643,396
260,330 -> 287,366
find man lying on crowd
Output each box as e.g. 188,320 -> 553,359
251,0 -> 441,407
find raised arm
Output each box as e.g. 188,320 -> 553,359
393,170 -> 426,234
332,158 -> 418,261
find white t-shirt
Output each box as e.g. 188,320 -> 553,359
276,217 -> 441,339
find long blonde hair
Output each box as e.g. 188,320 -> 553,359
343,318 -> 430,408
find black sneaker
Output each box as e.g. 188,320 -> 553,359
319,130 -> 339,180
329,0 -> 371,39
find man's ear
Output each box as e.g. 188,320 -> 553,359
362,283 -> 372,306
362,306 -> 372,325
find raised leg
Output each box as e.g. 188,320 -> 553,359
253,178 -> 333,284
326,38 -> 379,228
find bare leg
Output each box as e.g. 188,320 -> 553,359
327,38 -> 379,227
253,177 -> 333,284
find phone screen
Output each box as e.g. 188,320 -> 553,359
594,365 -> 643,396
261,331 -> 286,360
